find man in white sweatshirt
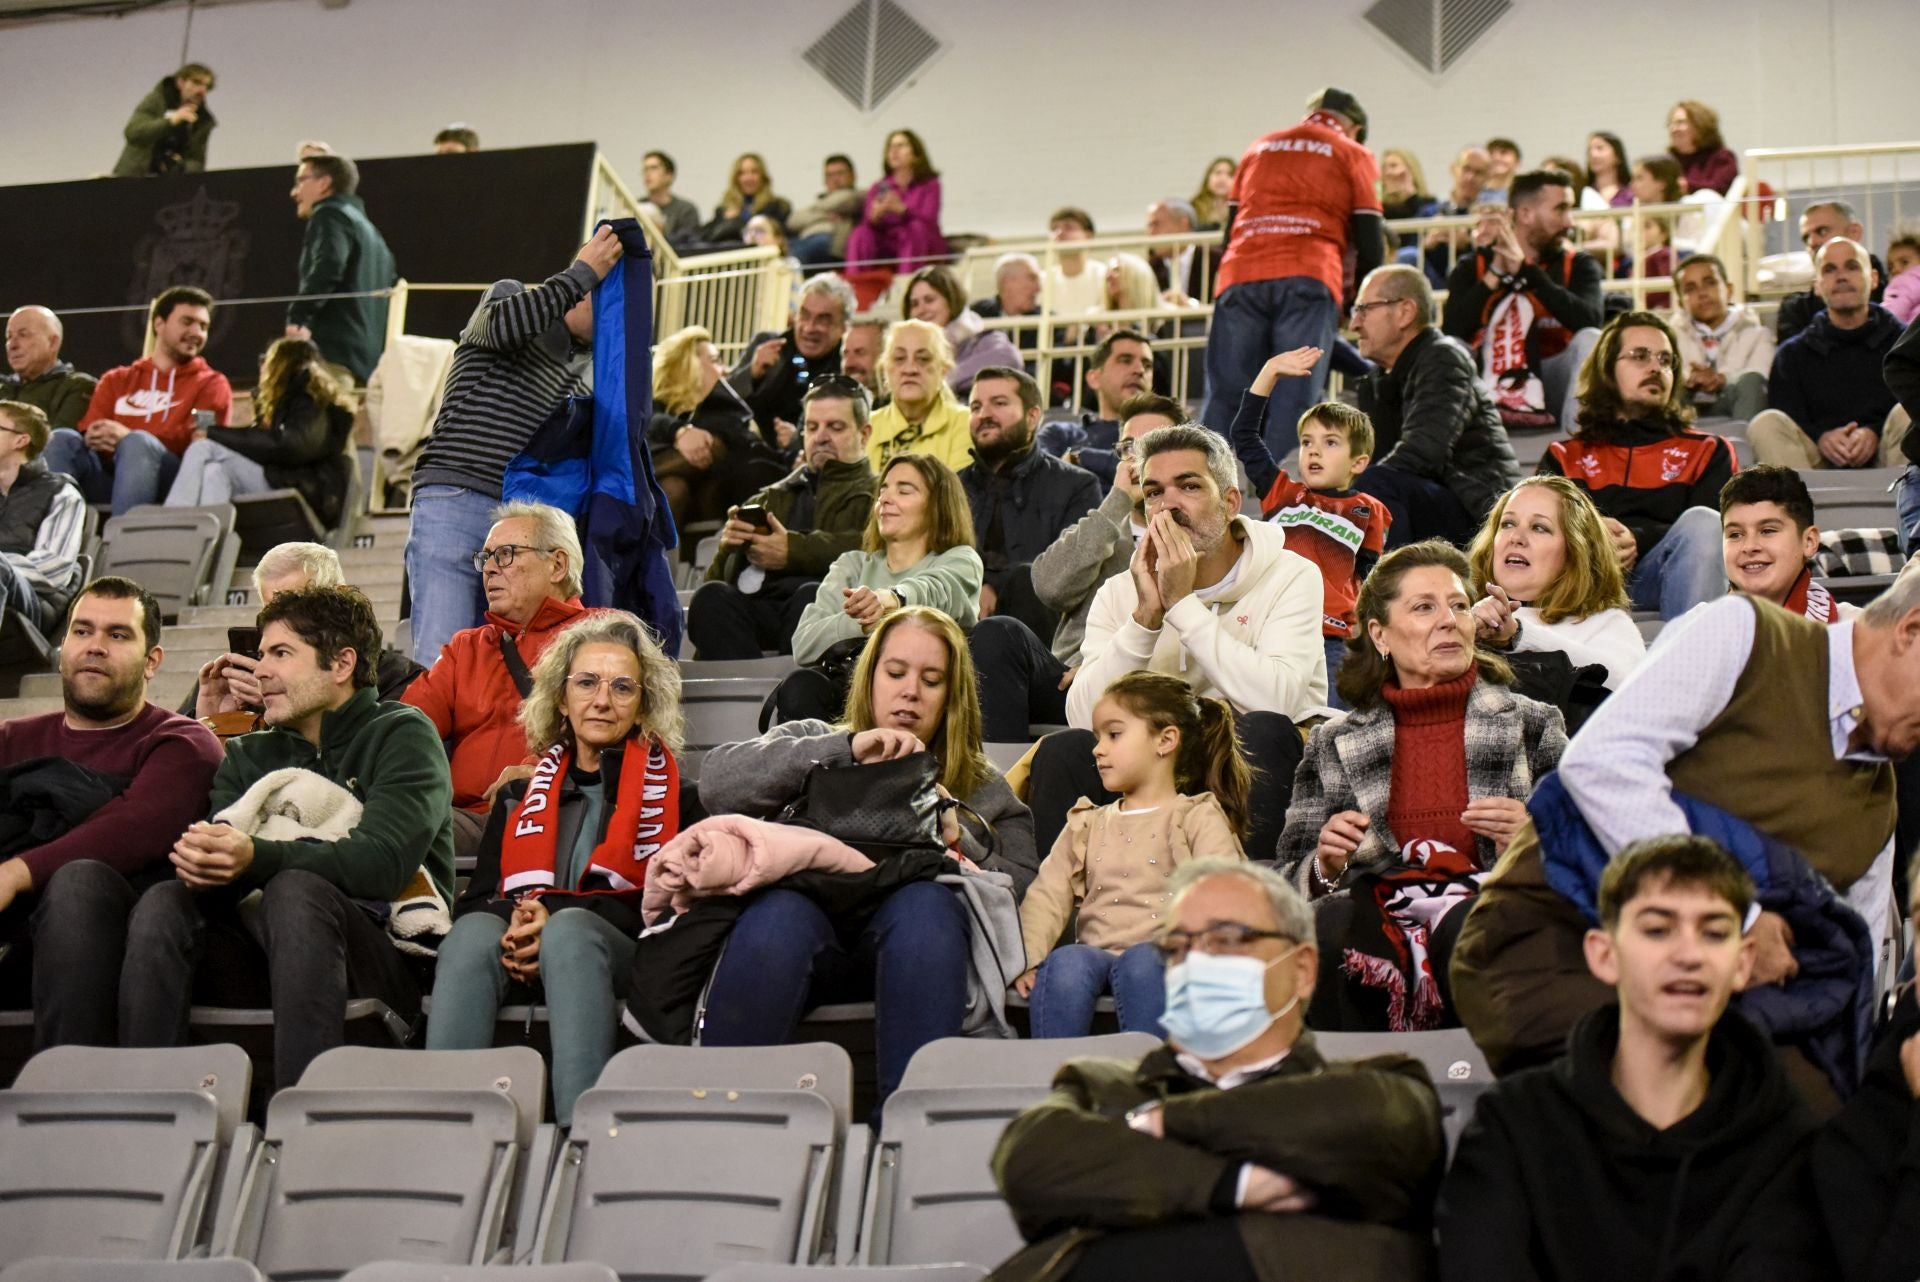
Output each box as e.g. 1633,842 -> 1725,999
1031,423 -> 1326,861
1669,255 -> 1773,422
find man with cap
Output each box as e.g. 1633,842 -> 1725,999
1202,89 -> 1384,460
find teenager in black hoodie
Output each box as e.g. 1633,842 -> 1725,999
1814,985 -> 1920,1282
1437,835 -> 1824,1282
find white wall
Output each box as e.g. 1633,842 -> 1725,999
5,0 -> 1918,237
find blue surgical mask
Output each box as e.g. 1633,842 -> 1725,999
1160,947 -> 1299,1060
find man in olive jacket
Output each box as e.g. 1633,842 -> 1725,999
119,586 -> 454,1087
991,860 -> 1443,1282
112,64 -> 216,177
286,153 -> 398,384
686,380 -> 875,660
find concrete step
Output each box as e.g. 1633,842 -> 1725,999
0,697 -> 66,720
181,602 -> 403,628
227,559 -> 405,590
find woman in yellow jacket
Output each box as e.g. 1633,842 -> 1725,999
867,318 -> 973,474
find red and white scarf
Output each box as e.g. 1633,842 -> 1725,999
500,736 -> 679,901
1782,568 -> 1838,625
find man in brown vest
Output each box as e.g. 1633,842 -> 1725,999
1452,563 -> 1920,1082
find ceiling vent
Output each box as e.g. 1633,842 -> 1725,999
804,0 -> 942,113
1365,0 -> 1511,75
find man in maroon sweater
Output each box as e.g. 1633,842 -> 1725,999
0,576 -> 222,1048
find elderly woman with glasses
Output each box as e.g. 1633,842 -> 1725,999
426,610 -> 684,1127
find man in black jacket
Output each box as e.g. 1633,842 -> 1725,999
726,275 -> 852,438
960,367 -> 1099,740
286,153 -> 397,384
1438,835 -> 1824,1281
1443,169 -> 1605,434
1350,265 -> 1519,547
1777,200 -> 1889,345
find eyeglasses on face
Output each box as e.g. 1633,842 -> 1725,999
1618,346 -> 1677,369
1156,922 -> 1295,964
1350,299 -> 1397,319
565,672 -> 642,703
471,543 -> 555,572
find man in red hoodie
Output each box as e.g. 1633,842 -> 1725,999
42,286 -> 233,515
403,500 -> 590,861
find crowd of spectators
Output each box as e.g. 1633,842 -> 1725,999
5,64 -> 1920,1282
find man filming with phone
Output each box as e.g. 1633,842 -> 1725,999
686,378 -> 876,660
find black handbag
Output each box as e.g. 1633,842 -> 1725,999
776,751 -> 996,864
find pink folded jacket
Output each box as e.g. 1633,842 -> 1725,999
642,814 -> 874,924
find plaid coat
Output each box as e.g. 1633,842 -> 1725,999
1276,675 -> 1567,888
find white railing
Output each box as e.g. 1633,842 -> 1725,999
1740,141 -> 1920,297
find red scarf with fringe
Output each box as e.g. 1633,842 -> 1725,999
500,736 -> 678,901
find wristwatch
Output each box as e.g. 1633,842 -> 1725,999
1124,1100 -> 1164,1133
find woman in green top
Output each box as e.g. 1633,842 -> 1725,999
775,452 -> 983,722
427,610 -> 684,1126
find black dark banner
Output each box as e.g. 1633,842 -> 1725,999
0,142 -> 597,383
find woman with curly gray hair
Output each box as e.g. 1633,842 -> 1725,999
427,610 -> 683,1125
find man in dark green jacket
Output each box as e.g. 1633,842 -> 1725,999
287,153 -> 397,384
119,585 -> 453,1087
112,64 -> 216,177
991,859 -> 1444,1282
687,378 -> 876,660
4,307 -> 97,430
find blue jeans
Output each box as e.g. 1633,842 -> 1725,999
164,438 -> 272,507
43,427 -> 180,516
1629,506 -> 1727,620
1028,942 -> 1165,1038
404,484 -> 498,665
699,882 -> 969,1109
1202,277 -> 1339,459
1323,634 -> 1349,711
0,557 -> 55,636
791,232 -> 838,267
426,907 -> 635,1127
1898,466 -> 1920,556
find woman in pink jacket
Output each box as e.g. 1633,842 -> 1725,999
845,128 -> 949,272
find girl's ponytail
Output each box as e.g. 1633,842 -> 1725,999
1187,695 -> 1253,839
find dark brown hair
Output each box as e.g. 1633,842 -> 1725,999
1719,464 -> 1815,532
152,285 -> 213,326
69,576 -> 162,651
884,129 -> 938,185
1598,833 -> 1752,929
1573,310 -> 1695,438
1338,540 -> 1513,709
1100,671 -> 1253,838
1296,401 -> 1375,457
905,264 -> 968,320
302,152 -> 359,197
258,585 -> 382,689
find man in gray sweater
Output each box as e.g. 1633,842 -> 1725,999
1031,393 -> 1185,669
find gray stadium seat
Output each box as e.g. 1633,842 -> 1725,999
706,1267 -> 987,1282
854,1035 -> 1159,1269
0,1261 -> 265,1281
1311,1027 -> 1493,1156
534,1043 -> 851,1275
1506,429 -> 1562,471
679,656 -> 799,679
218,1048 -> 528,1276
983,742 -> 1031,774
682,676 -> 781,749
97,503 -> 238,621
0,1044 -> 253,1267
340,1265 -> 616,1282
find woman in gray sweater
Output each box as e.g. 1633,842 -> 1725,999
698,605 -> 1037,1104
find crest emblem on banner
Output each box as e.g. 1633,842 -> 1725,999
124,188 -> 249,350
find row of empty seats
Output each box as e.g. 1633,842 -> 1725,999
0,1029 -> 1491,1280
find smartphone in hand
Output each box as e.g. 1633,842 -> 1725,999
227,626 -> 262,660
736,504 -> 772,531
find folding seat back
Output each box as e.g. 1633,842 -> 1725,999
97,503 -> 235,620
339,1264 -> 616,1281
681,677 -> 782,749
705,1266 -> 987,1282
1312,1028 -> 1492,1156
0,1260 -> 265,1281
0,1044 -> 251,1266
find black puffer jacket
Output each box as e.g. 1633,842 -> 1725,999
206,375 -> 355,531
1356,326 -> 1521,520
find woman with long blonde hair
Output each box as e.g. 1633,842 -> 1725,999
646,324 -> 782,529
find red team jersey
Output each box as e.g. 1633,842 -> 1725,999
1260,472 -> 1392,638
1217,112 -> 1382,300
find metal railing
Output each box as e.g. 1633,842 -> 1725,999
1739,141 -> 1920,297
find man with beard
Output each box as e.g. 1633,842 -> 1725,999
119,586 -> 454,1087
1031,425 -> 1326,861
1538,311 -> 1736,621
0,577 -> 222,1048
728,275 -> 853,438
1037,330 -> 1157,489
839,317 -> 884,402
42,287 -> 233,515
959,367 -> 1100,740
112,63 -> 216,177
687,379 -> 877,660
1443,169 -> 1605,434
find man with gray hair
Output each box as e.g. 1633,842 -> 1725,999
3,307 -> 97,430
1347,263 -> 1519,547
406,227 -> 623,663
1032,424 -> 1325,862
991,856 -> 1443,1282
403,500 -> 590,860
1146,199 -> 1216,303
1777,199 -> 1889,344
191,541 -> 423,718
973,253 -> 1043,362
1455,562 -> 1920,1077
728,274 -> 854,438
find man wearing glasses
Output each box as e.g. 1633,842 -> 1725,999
1347,264 -> 1520,548
285,152 -> 396,385
1539,311 -> 1737,620
404,501 -> 590,862
990,858 -> 1444,1282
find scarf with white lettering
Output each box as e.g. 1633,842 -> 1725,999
1782,567 -> 1839,626
500,736 -> 679,901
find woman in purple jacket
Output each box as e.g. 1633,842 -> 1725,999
846,128 -> 948,273
1667,99 -> 1739,196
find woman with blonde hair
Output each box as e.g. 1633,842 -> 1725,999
1089,252 -> 1163,343
696,152 -> 791,247
646,324 -> 781,529
164,337 -> 355,526
1466,475 -> 1646,691
866,319 -> 972,472
698,604 -> 1037,1105
427,610 -> 685,1125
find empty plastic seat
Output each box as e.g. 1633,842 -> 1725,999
682,677 -> 781,749
340,1265 -> 615,1282
534,1043 -> 851,1276
1312,1027 -> 1493,1155
706,1266 -> 987,1282
0,1261 -> 265,1281
0,1044 -> 252,1267
219,1047 -> 540,1276
97,503 -> 238,621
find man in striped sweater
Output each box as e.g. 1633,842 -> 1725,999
0,401 -> 87,637
403,228 -> 623,664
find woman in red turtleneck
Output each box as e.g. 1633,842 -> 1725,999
1277,540 -> 1567,1031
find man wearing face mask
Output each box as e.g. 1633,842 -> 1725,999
991,859 -> 1445,1282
